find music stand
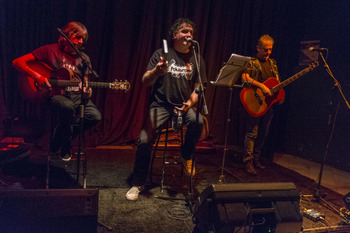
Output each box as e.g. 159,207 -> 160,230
210,53 -> 251,183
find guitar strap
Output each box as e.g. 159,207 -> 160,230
247,58 -> 262,81
250,58 -> 280,82
268,58 -> 280,82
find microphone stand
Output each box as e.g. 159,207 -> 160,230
218,81 -> 251,184
57,28 -> 88,188
209,53 -> 252,184
57,28 -> 112,232
186,40 -> 208,209
313,51 -> 350,202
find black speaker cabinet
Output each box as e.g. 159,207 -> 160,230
0,188 -> 99,233
193,183 -> 302,233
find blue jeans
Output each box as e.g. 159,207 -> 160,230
243,107 -> 273,162
131,106 -> 203,186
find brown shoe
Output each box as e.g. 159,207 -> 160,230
182,158 -> 196,176
244,160 -> 257,176
254,159 -> 265,169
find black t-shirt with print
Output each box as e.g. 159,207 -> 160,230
147,48 -> 207,108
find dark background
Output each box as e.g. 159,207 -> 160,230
1,0 -> 349,171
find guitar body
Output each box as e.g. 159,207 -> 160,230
17,61 -> 56,102
240,61 -> 319,117
240,78 -> 285,117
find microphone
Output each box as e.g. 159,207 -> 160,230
309,47 -> 327,51
186,37 -> 197,43
172,110 -> 183,132
162,39 -> 168,61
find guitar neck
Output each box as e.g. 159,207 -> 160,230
271,65 -> 317,93
22,61 -> 131,99
50,80 -> 112,88
89,81 -> 112,88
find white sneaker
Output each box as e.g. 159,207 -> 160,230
61,153 -> 72,162
126,186 -> 144,201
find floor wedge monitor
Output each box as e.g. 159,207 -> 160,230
193,182 -> 302,233
0,188 -> 99,233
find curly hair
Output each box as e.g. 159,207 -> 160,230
168,18 -> 195,39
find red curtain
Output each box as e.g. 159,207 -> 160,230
1,0 -> 350,172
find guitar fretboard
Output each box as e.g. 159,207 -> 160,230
49,80 -> 112,88
271,62 -> 319,93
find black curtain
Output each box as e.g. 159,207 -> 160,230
1,0 -> 350,170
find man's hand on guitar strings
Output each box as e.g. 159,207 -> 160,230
260,84 -> 272,96
84,87 -> 92,98
37,76 -> 52,89
79,81 -> 93,98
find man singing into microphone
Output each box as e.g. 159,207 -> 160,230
126,18 -> 207,201
12,21 -> 101,161
241,34 -> 284,176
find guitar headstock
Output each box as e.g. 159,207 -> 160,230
111,80 -> 131,92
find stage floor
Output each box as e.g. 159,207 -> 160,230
0,142 -> 349,233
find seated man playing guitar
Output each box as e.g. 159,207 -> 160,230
240,34 -> 284,176
12,21 -> 101,161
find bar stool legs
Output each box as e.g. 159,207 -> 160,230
160,122 -> 169,193
149,121 -> 184,193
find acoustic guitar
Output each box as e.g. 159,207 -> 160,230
17,60 -> 130,102
240,61 -> 319,117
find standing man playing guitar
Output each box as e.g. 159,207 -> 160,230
12,21 -> 101,161
241,34 -> 284,176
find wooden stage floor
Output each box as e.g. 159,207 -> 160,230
0,140 -> 349,233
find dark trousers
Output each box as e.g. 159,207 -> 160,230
131,106 -> 203,186
48,92 -> 101,153
243,107 -> 273,162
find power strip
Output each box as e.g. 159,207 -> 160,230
303,209 -> 325,222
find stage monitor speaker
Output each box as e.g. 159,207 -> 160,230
0,188 -> 99,233
193,183 -> 302,233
